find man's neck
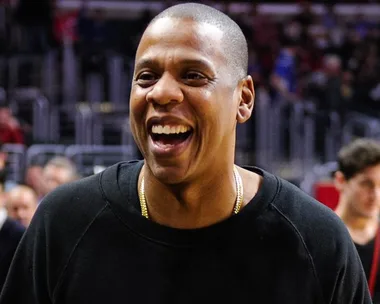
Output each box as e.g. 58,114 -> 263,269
141,164 -> 239,229
336,205 -> 379,245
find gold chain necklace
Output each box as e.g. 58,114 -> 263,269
138,166 -> 244,219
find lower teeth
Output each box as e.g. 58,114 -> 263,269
152,132 -> 191,146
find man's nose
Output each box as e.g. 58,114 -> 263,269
146,72 -> 184,106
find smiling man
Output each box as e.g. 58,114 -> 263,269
0,3 -> 371,304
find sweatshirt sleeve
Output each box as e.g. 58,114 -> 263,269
0,174 -> 105,304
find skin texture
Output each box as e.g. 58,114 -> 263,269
129,17 -> 258,228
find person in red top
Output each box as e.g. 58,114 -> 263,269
0,105 -> 24,144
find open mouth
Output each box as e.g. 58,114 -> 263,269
151,130 -> 192,146
147,122 -> 194,156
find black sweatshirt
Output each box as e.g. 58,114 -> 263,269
0,161 -> 372,303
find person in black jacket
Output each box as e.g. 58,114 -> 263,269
0,167 -> 25,292
0,3 -> 372,303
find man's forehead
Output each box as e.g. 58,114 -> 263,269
141,17 -> 224,48
354,165 -> 380,179
137,17 -> 225,64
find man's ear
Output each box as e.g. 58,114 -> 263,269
236,75 -> 255,124
334,171 -> 347,192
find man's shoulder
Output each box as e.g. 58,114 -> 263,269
36,160 -> 141,225
245,167 -> 349,249
35,163 -> 119,226
269,175 -> 371,303
41,160 -> 140,202
273,176 -> 343,226
41,169 -> 103,208
271,175 -> 351,253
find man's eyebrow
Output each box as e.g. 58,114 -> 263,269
134,58 -> 158,71
134,58 -> 213,71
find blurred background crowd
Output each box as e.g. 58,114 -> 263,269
0,0 -> 380,271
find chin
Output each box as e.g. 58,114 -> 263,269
148,161 -> 188,185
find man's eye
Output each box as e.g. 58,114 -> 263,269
361,181 -> 373,188
136,72 -> 157,87
184,72 -> 205,80
137,72 -> 156,81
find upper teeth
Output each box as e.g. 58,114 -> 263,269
152,125 -> 190,134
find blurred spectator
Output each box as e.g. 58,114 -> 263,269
270,37 -> 299,101
0,168 -> 25,292
13,0 -> 54,53
77,2 -> 110,75
321,54 -> 344,113
294,1 -> 314,29
308,15 -> 329,50
53,7 -> 80,46
354,43 -> 380,114
352,13 -> 373,41
0,141 -> 18,192
0,141 -> 15,192
307,54 -> 347,158
283,18 -> 303,44
248,4 -> 278,80
341,70 -> 355,106
367,24 -> 380,42
294,0 -> 315,44
341,29 -> 363,73
322,4 -> 338,30
250,4 -> 278,49
40,156 -> 80,198
78,7 -> 108,48
328,19 -> 347,53
5,185 -> 38,228
24,164 -> 44,201
0,104 -> 24,145
0,1 -> 6,54
247,48 -> 263,87
321,6 -> 346,53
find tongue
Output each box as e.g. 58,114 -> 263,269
154,133 -> 189,146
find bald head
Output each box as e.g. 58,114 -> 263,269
6,185 -> 38,227
146,3 -> 248,81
